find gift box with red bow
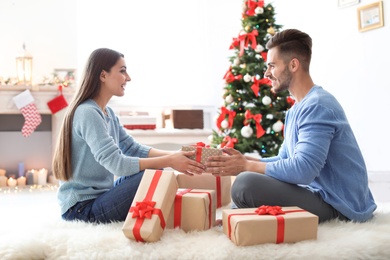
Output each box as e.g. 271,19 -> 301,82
166,188 -> 216,232
222,206 -> 318,246
181,142 -> 222,165
176,172 -> 231,208
122,169 -> 178,242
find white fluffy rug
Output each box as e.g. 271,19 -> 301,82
1,189 -> 390,260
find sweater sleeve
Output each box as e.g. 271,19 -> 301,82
265,104 -> 336,184
73,105 -> 143,176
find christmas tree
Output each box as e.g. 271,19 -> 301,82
210,0 -> 295,157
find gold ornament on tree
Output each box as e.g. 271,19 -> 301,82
267,27 -> 275,35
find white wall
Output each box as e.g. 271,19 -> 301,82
75,0 -> 242,108
0,0 -> 77,83
272,0 -> 390,172
1,0 -> 389,172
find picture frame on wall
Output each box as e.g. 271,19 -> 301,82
357,1 -> 384,32
338,0 -> 360,8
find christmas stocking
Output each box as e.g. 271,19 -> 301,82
12,90 -> 42,137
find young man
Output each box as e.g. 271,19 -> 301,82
206,29 -> 376,223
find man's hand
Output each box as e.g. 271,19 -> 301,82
205,147 -> 247,176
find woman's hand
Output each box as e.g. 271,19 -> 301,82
205,147 -> 247,176
169,150 -> 205,176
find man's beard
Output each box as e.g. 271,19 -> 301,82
272,67 -> 291,93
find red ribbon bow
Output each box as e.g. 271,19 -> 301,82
223,70 -> 243,83
229,37 -> 240,50
250,77 -> 271,97
216,107 -> 236,129
130,200 -> 157,219
255,205 -> 285,216
238,30 -> 258,56
244,110 -> 265,138
220,136 -> 238,148
246,0 -> 265,16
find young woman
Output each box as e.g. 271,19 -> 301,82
52,48 -> 205,223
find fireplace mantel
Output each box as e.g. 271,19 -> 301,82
0,85 -> 75,114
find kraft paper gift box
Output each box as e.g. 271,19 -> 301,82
176,173 -> 231,208
181,142 -> 222,165
122,169 -> 178,242
222,206 -> 319,246
166,188 -> 216,232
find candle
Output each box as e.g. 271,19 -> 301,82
32,169 -> 39,184
26,171 -> 34,185
17,176 -> 26,187
18,162 -> 25,177
7,177 -> 17,188
0,176 -> 7,187
0,169 -> 6,176
38,168 -> 48,185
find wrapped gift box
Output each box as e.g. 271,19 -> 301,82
166,188 -> 216,232
122,169 -> 178,242
176,172 -> 231,208
181,143 -> 222,165
222,206 -> 319,246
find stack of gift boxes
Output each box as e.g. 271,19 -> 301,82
122,143 -> 319,246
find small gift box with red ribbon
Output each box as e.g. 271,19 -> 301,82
166,188 -> 216,232
176,172 -> 231,208
222,206 -> 318,246
122,169 -> 178,242
181,142 -> 222,165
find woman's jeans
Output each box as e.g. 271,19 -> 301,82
61,171 -> 144,224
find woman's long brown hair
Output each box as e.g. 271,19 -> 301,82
52,48 -> 124,181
